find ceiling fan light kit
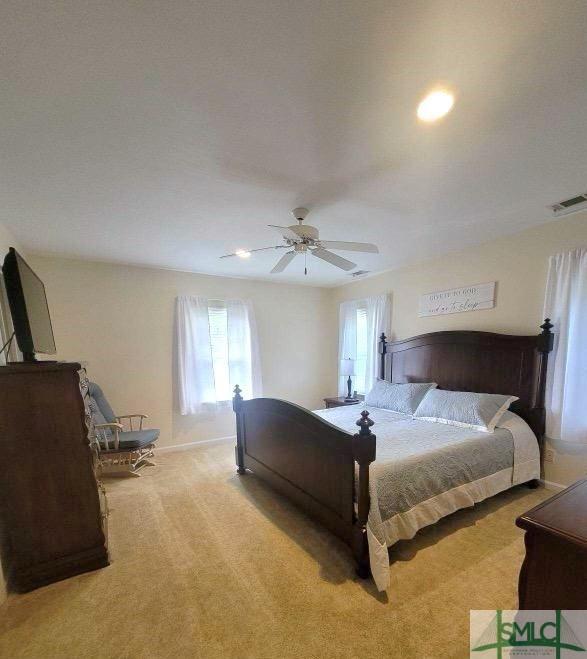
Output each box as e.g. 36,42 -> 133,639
220,208 -> 379,276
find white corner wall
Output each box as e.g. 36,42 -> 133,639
0,221 -> 23,604
0,224 -> 20,258
333,211 -> 587,487
29,256 -> 338,450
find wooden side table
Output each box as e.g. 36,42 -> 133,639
323,396 -> 362,409
516,478 -> 587,609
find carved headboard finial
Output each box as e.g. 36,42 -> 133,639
539,318 -> 554,353
378,333 -> 388,379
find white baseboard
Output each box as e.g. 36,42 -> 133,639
540,478 -> 566,491
157,435 -> 235,453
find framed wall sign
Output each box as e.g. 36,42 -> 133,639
419,282 -> 496,317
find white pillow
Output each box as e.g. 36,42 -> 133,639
365,380 -> 437,415
413,389 -> 519,433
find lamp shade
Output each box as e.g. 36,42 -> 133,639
340,358 -> 356,377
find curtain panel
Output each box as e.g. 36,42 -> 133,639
338,294 -> 391,397
364,294 -> 391,394
175,296 -> 262,415
338,299 -> 360,396
544,248 -> 587,443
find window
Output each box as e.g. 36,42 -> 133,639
338,295 -> 390,398
355,306 -> 368,394
208,303 -> 231,402
175,296 -> 262,415
338,299 -> 369,396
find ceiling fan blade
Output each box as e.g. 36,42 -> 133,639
219,245 -> 287,259
270,251 -> 297,273
318,240 -> 379,254
249,245 -> 289,254
311,248 -> 356,271
268,224 -> 301,240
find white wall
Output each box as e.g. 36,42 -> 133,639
0,224 -> 19,360
0,221 -> 23,603
29,256 -> 337,449
0,223 -> 19,254
333,211 -> 587,486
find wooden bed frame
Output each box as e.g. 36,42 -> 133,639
232,320 -> 554,577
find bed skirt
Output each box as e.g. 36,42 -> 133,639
367,459 -> 540,592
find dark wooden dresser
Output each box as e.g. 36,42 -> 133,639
516,478 -> 587,609
0,362 -> 109,592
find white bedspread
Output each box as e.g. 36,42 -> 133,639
313,405 -> 540,591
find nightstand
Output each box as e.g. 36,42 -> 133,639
323,396 -> 362,409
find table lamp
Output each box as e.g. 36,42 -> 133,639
340,358 -> 357,401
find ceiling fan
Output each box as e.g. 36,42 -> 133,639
220,208 -> 379,275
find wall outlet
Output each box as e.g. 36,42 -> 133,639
544,448 -> 556,463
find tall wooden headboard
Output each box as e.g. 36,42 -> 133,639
378,320 -> 554,441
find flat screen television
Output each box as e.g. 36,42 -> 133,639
2,247 -> 56,362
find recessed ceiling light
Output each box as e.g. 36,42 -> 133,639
235,249 -> 251,258
417,90 -> 454,122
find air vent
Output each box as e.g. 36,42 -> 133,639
350,270 -> 370,278
550,192 -> 587,216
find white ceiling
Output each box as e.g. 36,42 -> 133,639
2,1 -> 587,286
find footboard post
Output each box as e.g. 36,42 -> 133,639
352,410 -> 376,578
232,385 -> 246,475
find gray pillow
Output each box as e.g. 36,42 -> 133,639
413,389 -> 519,433
365,380 -> 437,415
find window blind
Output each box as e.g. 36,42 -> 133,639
355,306 -> 368,394
208,303 -> 231,402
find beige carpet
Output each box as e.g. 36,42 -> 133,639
0,441 -> 550,659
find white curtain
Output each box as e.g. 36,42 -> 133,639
338,299 -> 359,396
226,299 -> 263,400
544,248 -> 587,443
364,294 -> 391,394
176,296 -> 215,414
176,296 -> 262,415
338,295 -> 391,397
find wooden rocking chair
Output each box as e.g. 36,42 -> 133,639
88,382 -> 159,477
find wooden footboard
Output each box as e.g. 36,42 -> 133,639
232,387 -> 376,576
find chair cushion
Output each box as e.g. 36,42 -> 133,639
88,396 -> 112,438
88,382 -> 117,423
101,429 -> 159,450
